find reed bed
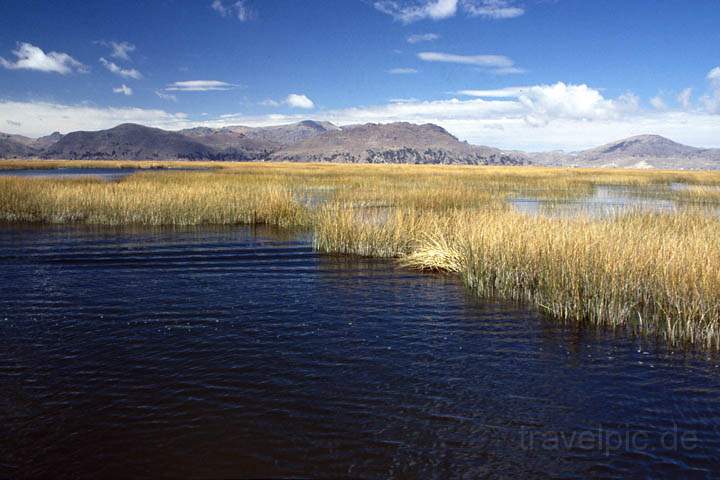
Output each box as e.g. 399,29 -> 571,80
2,160 -> 720,349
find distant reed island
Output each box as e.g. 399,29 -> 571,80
1,160 -> 719,350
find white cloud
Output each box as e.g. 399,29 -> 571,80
650,95 -> 667,110
260,94 -> 317,109
458,86 -> 531,97
259,98 -> 281,107
0,100 -> 189,137
285,94 -> 315,109
418,51 -> 513,67
211,0 -> 254,21
0,42 -> 87,75
6,81 -> 720,151
155,90 -> 177,102
517,82 -> 636,126
374,0 -> 523,23
418,51 -> 521,74
165,80 -> 237,91
97,40 -> 136,61
462,0 -> 524,19
388,67 -> 418,74
677,88 -> 693,109
407,33 -> 440,44
99,57 -> 142,79
374,0 -> 459,23
112,84 -> 133,96
701,67 -> 720,114
707,66 -> 720,85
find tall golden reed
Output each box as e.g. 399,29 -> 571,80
1,161 -> 720,348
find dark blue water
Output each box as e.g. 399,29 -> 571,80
1,224 -> 719,478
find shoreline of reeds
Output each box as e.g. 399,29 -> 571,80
2,160 -> 720,350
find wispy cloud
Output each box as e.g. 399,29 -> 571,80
677,88 -> 693,109
112,84 -> 133,96
388,67 -> 418,74
97,40 -> 136,61
650,95 -> 667,110
165,80 -> 237,92
99,57 -> 142,79
458,86 -> 531,97
375,0 -> 458,23
0,42 -> 87,75
463,0 -> 524,19
418,51 -> 524,74
155,90 -> 177,102
211,0 -> 254,21
701,66 -> 720,113
418,51 -> 511,66
407,33 -> 440,44
374,0 -> 523,23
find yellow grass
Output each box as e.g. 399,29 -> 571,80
1,160 -> 720,348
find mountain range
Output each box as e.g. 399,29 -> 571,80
1,121 -> 719,169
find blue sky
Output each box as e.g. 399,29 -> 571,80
1,0 -> 719,150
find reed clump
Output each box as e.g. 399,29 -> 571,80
2,160 -> 720,349
0,172 -> 309,227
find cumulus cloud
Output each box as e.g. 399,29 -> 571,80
211,0 -> 254,21
285,94 -> 315,109
99,57 -> 142,79
112,84 -> 133,96
516,82 -> 637,126
0,42 -> 87,74
260,94 -> 316,109
407,33 -> 440,43
388,67 -> 418,74
374,0 -> 523,23
165,80 -> 237,91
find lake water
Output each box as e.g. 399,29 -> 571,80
0,167 -> 209,181
1,224 -> 719,478
510,185 -> 677,218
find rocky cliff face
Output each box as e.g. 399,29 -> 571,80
271,122 -> 528,165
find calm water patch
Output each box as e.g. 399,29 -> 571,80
1,223 -> 719,478
510,185 -> 677,218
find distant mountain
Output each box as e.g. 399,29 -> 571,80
44,123 -> 219,160
0,135 -> 36,158
178,120 -> 337,158
271,122 -> 527,165
241,120 -> 340,147
32,132 -> 64,150
3,122 -> 720,168
178,126 -> 272,159
533,134 -> 720,169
